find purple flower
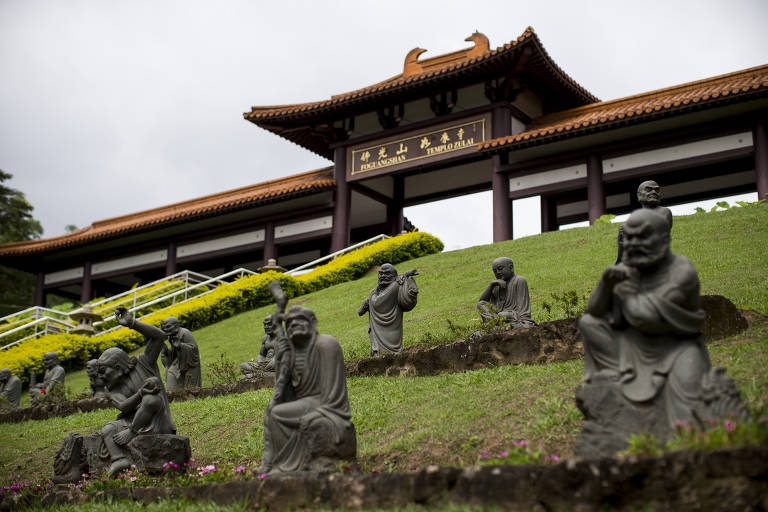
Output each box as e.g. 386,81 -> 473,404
724,420 -> 736,432
514,440 -> 528,447
673,420 -> 686,429
129,476 -> 137,482
479,451 -> 490,459
234,466 -> 246,472
258,473 -> 267,479
498,451 -> 509,458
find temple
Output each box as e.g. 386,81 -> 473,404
1,28 -> 766,306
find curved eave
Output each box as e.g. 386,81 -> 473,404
0,176 -> 336,259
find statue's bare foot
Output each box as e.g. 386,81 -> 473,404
109,457 -> 132,475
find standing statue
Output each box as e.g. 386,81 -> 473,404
159,316 -> 202,390
260,281 -> 356,473
85,359 -> 108,399
240,315 -> 279,379
358,264 -> 419,355
0,368 -> 21,409
477,257 -> 535,330
52,308 -> 190,482
617,180 -> 673,263
577,209 -> 743,456
29,352 -> 66,406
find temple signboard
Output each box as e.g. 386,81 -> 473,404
347,114 -> 489,180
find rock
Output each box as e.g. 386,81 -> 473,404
127,434 -> 191,473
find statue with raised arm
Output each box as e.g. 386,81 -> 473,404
260,281 -> 356,473
0,368 -> 21,409
29,352 -> 66,406
159,316 -> 202,390
617,180 -> 673,263
577,209 -> 743,456
240,315 -> 279,379
358,264 -> 419,355
477,257 -> 535,330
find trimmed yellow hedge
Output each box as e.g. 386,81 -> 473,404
0,232 -> 443,382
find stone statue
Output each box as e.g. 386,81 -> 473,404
260,281 -> 356,473
240,315 -> 279,379
477,257 -> 535,330
0,368 -> 21,409
159,316 -> 202,390
577,209 -> 743,456
29,352 -> 66,406
86,359 -> 108,399
358,264 -> 419,355
52,308 -> 190,482
617,180 -> 673,263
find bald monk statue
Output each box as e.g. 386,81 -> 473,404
358,263 -> 419,355
617,180 -> 673,263
577,209 -> 743,455
241,315 -> 279,378
0,368 -> 21,409
477,257 -> 535,330
29,352 -> 66,406
260,282 -> 356,473
98,308 -> 178,473
159,316 -> 201,390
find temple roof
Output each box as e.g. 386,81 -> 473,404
479,64 -> 768,153
0,167 -> 335,258
244,28 -> 598,159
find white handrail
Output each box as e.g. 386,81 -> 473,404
286,234 -> 390,275
0,317 -> 73,350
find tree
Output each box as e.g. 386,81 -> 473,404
0,170 -> 43,316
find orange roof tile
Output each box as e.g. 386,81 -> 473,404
244,27 -> 597,123
479,64 -> 768,152
0,167 -> 335,257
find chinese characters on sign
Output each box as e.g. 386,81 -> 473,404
350,118 -> 486,177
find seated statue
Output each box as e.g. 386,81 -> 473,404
358,263 -> 419,355
0,368 -> 21,409
97,308 -> 178,474
260,281 -> 356,473
577,209 -> 742,455
160,316 -> 202,391
85,359 -> 108,399
477,257 -> 535,330
241,315 -> 279,378
29,352 -> 66,406
616,180 -> 673,263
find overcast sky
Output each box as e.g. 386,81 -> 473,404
1,0 -> 766,252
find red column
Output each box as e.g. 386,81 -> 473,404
754,122 -> 768,200
387,175 -> 404,235
263,222 -> 277,265
80,261 -> 92,304
587,154 -> 606,225
34,272 -> 45,307
331,146 -> 351,252
165,242 -> 177,275
492,107 -> 512,242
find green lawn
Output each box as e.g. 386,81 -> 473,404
4,204 -> 767,482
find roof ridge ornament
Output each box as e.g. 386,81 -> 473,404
402,32 -> 490,78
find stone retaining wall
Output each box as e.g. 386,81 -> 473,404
6,446 -> 766,511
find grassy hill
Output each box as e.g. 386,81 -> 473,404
2,204 -> 767,483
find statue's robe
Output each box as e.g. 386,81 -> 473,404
0,375 -> 21,408
30,364 -> 66,404
161,327 -> 202,390
581,253 -> 708,426
366,276 -> 419,353
478,275 -> 535,329
263,333 -> 353,472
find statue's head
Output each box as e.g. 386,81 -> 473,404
263,315 -> 274,335
161,317 -> 181,338
491,257 -> 515,281
284,306 -> 318,348
140,376 -> 163,396
637,180 -> 661,208
43,352 -> 59,370
97,347 -> 137,389
85,359 -> 99,378
378,263 -> 398,286
0,368 -> 10,383
622,209 -> 671,269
